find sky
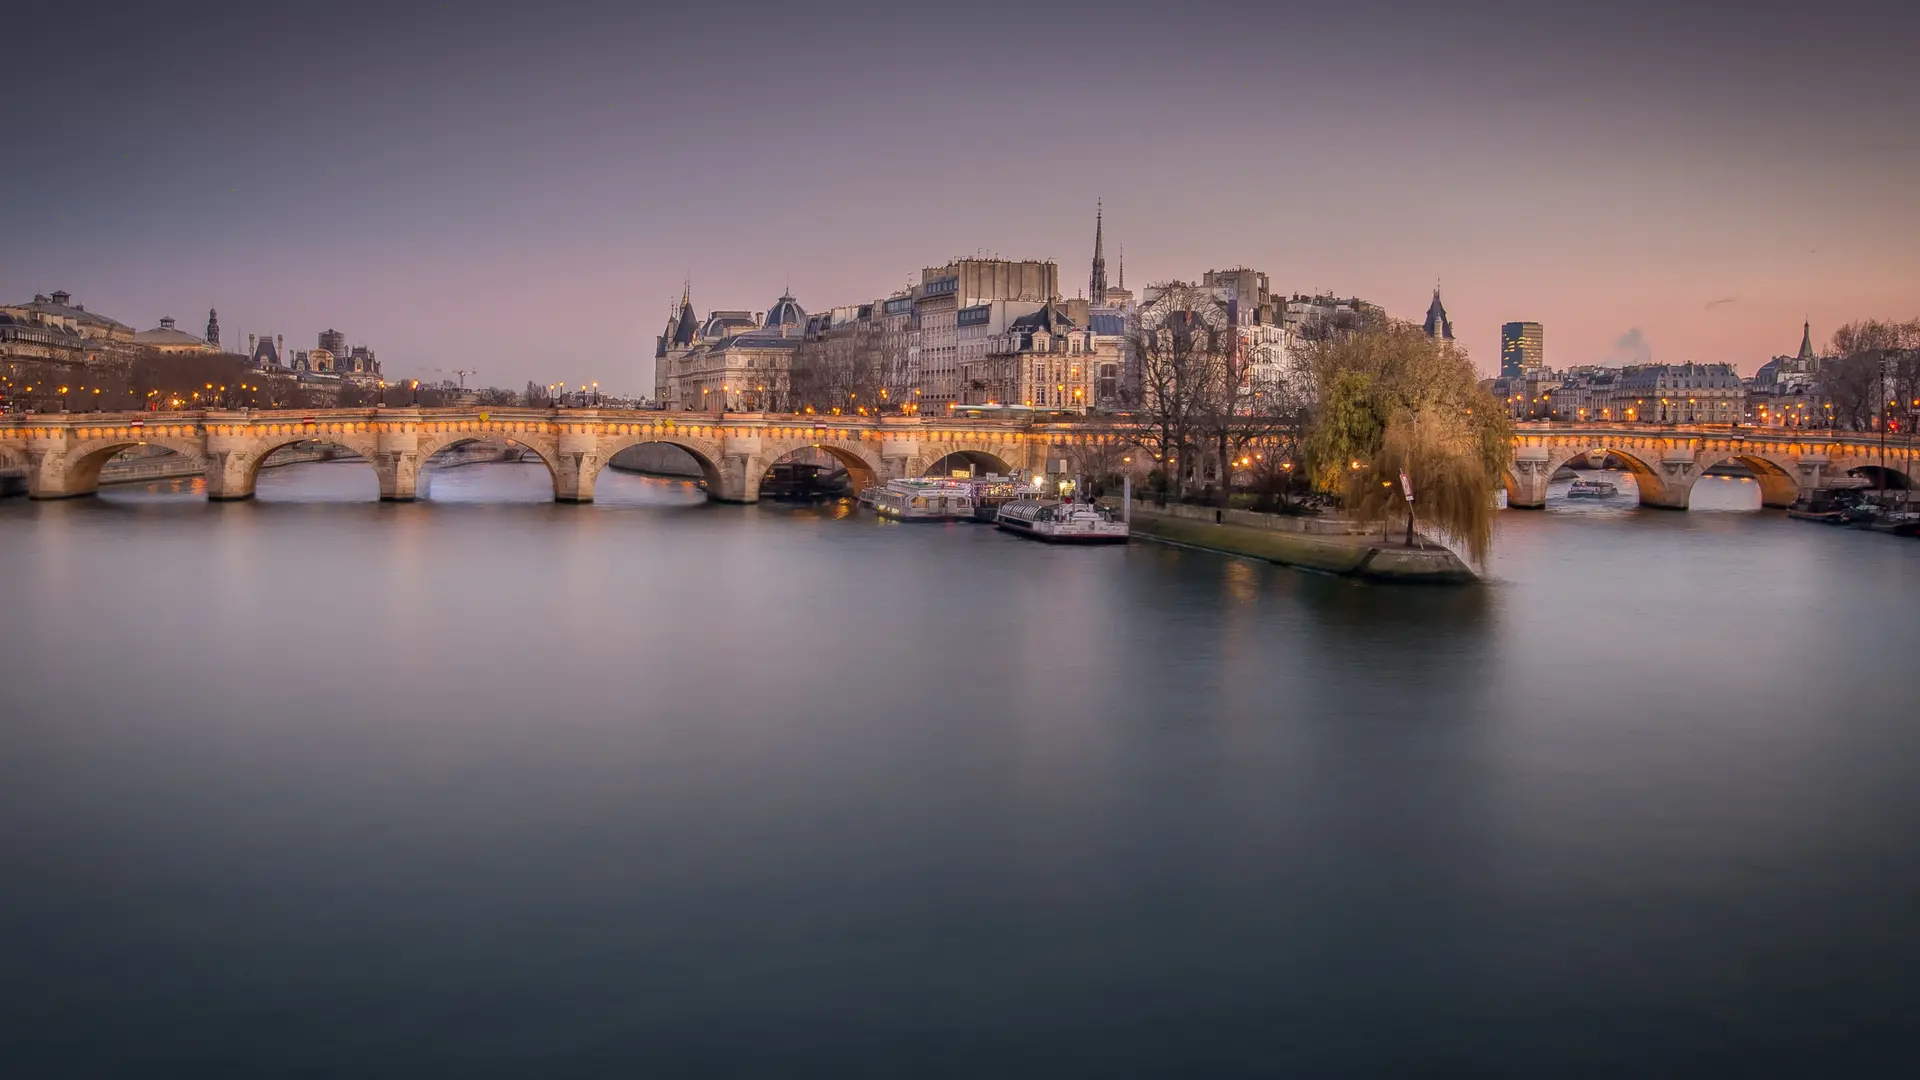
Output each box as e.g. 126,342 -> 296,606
3,0 -> 1916,394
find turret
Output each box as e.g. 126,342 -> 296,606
1423,287 -> 1454,343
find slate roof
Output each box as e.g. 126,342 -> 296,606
9,293 -> 132,332
134,323 -> 214,347
1423,289 -> 1454,340
672,300 -> 700,346
763,293 -> 805,329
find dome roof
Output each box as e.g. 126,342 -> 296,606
763,293 -> 805,329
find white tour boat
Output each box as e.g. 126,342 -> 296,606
994,499 -> 1130,544
859,478 -> 975,521
1566,478 -> 1619,499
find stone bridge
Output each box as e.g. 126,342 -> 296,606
1506,423 -> 1915,509
0,408 -> 1064,502
3,409 -> 1909,508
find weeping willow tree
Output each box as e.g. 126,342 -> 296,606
1298,321 -> 1512,566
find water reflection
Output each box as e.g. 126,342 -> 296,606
3,461 -> 1918,1075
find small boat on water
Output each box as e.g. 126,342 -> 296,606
1787,480 -> 1870,524
1865,511 -> 1920,538
1566,479 -> 1618,499
994,499 -> 1129,544
858,478 -> 975,521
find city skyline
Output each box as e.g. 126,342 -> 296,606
4,0 -> 1915,394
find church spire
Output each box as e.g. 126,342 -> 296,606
1797,319 -> 1815,363
1089,200 -> 1108,302
205,306 -> 220,349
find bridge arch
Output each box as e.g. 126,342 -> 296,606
1832,457 -> 1915,491
413,430 -> 563,498
1514,441 -> 1680,508
761,440 -> 880,494
1692,452 -> 1800,508
923,448 -> 1014,477
238,431 -> 382,498
61,435 -> 209,498
591,432 -> 728,500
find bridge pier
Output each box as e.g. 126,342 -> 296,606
205,449 -> 253,500
1507,449 -> 1552,509
22,447 -> 92,499
710,450 -> 760,503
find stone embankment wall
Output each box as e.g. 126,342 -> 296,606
1128,498 -> 1376,536
1122,500 -> 1476,585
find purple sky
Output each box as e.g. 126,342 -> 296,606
4,0 -> 1915,393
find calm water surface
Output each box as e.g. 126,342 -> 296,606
3,462 -> 1916,1077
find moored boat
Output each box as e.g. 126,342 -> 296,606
963,475 -> 1047,521
859,478 -> 975,521
994,499 -> 1129,544
1786,481 -> 1869,524
1865,511 -> 1920,538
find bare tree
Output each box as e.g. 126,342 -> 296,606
790,319 -> 907,417
1064,426 -> 1136,499
1123,284 -> 1232,499
1192,326 -> 1315,507
1827,319 -> 1920,431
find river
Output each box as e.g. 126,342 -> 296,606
3,461 -> 1916,1076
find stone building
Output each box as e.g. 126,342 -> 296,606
1,291 -> 136,364
1131,273 -> 1290,413
974,301 -> 1102,413
1753,321 -> 1821,394
249,333 -> 286,370
133,316 -> 219,354
1607,363 -> 1745,424
911,259 -> 1058,406
655,288 -> 808,411
957,299 -> 1046,403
